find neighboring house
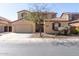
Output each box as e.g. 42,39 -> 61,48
62,12 -> 79,33
0,16 -> 11,32
70,20 -> 79,27
69,19 -> 79,33
60,12 -> 79,21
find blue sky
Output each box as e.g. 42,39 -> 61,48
0,3 -> 79,21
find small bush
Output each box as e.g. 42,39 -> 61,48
76,28 -> 79,32
72,28 -> 79,34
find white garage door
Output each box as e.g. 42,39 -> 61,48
15,24 -> 33,33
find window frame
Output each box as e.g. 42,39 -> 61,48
52,22 -> 61,31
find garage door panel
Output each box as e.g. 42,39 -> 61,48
15,24 -> 33,33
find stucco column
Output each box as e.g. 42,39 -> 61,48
8,26 -> 9,32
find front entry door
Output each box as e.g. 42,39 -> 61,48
36,24 -> 44,32
9,26 -> 12,32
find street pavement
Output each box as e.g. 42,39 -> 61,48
0,42 -> 79,56
0,33 -> 78,56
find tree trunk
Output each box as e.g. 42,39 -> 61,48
39,24 -> 42,37
40,28 -> 42,37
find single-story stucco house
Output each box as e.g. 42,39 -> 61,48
0,16 -> 12,32
0,10 -> 79,33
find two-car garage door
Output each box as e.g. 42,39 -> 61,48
12,20 -> 35,33
14,24 -> 33,33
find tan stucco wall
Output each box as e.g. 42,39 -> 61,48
44,21 -> 69,33
12,19 -> 35,33
44,21 -> 54,33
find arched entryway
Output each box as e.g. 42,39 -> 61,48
35,23 -> 44,32
4,26 -> 8,32
4,26 -> 12,32
9,26 -> 12,32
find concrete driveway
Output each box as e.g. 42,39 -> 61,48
0,32 -> 33,38
0,33 -> 37,43
0,33 -> 48,43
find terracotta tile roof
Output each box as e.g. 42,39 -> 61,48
17,10 -> 30,13
12,19 -> 22,23
31,11 -> 57,14
70,23 -> 79,27
62,12 -> 79,14
17,10 -> 57,14
45,18 -> 68,22
0,16 -> 11,23
69,19 -> 79,24
60,12 -> 79,18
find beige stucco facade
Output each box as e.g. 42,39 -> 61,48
44,19 -> 69,33
44,21 -> 54,33
0,10 -> 79,33
0,12 -> 69,33
60,13 -> 69,20
11,10 -> 57,33
12,19 -> 35,33
0,18 -> 69,33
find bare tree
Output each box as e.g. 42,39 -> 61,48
25,3 -> 48,37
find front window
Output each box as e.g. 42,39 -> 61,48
21,13 -> 27,19
52,22 -> 61,31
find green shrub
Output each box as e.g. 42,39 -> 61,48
76,28 -> 79,32
72,28 -> 79,34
